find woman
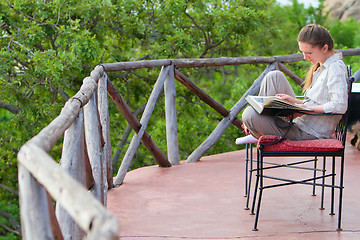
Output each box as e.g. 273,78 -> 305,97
236,24 -> 349,145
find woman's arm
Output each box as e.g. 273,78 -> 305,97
303,104 -> 324,113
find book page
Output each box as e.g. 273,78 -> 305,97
253,96 -> 279,104
263,97 -> 311,111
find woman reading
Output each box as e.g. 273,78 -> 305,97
236,24 -> 349,145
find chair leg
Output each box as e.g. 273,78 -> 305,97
245,144 -> 254,210
320,156 -> 326,210
337,156 -> 345,231
337,187 -> 344,231
312,156 -> 318,196
253,153 -> 263,231
253,188 -> 263,231
250,150 -> 260,215
330,156 -> 336,215
244,143 -> 250,197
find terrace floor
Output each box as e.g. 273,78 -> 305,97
108,134 -> 360,240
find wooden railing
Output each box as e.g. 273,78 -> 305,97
17,48 -> 360,239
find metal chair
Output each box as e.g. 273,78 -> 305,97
243,97 -> 319,211
250,74 -> 354,231
243,96 -> 319,211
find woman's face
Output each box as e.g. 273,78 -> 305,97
298,41 -> 329,65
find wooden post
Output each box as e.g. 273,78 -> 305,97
114,66 -> 171,186
186,63 -> 276,163
84,91 -> 104,203
56,111 -> 86,239
98,73 -> 112,204
174,69 -> 243,130
164,65 -> 180,165
107,79 -> 171,168
18,164 -> 54,239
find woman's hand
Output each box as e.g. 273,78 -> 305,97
275,94 -> 302,104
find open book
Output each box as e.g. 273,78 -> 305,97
245,95 -> 312,115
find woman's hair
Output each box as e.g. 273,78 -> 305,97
297,24 -> 335,90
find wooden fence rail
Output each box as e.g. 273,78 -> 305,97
17,49 -> 360,239
17,66 -> 118,239
102,49 -> 360,71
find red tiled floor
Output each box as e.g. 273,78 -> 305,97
107,137 -> 360,240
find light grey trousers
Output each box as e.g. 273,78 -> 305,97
242,70 -> 317,140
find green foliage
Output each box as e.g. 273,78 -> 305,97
0,197 -> 20,239
328,18 -> 360,49
1,0 -> 360,238
106,0 -> 275,59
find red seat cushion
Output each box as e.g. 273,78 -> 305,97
258,135 -> 344,152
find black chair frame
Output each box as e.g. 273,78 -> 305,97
248,74 -> 354,231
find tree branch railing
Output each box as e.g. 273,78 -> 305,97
17,48 -> 360,239
102,49 -> 360,71
17,66 -> 118,239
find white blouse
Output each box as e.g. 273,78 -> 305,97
294,52 -> 349,139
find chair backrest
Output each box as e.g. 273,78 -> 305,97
335,66 -> 355,146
